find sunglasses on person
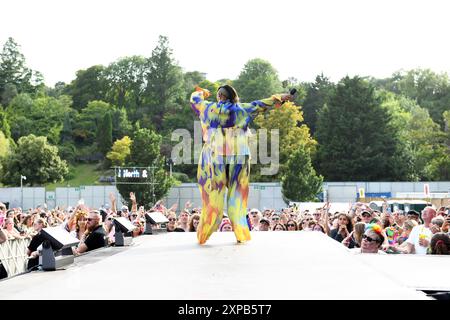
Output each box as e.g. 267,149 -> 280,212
272,217 -> 280,220
362,234 -> 379,243
87,218 -> 94,222
107,217 -> 114,221
287,224 -> 296,227
168,218 -> 176,222
131,214 -> 138,218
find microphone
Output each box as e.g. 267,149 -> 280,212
281,88 -> 297,105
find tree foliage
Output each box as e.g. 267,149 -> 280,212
253,101 -> 316,181
6,93 -> 73,144
0,37 -> 43,105
116,128 -> 174,207
316,76 -> 399,181
302,74 -> 335,135
233,58 -> 283,102
0,134 -> 68,186
97,112 -> 112,156
373,68 -> 450,126
64,65 -> 107,110
281,145 -> 323,202
107,136 -> 132,166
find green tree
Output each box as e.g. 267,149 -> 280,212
64,65 -> 107,110
46,81 -> 67,98
97,112 -> 112,155
116,128 -> 174,207
0,131 -> 11,158
380,91 -> 443,180
6,93 -> 73,144
111,107 -> 132,141
374,69 -> 450,126
281,145 -> 323,202
107,136 -> 132,166
0,37 -> 43,104
0,108 -> 11,139
0,134 -> 68,186
104,56 -> 147,120
302,74 -> 335,135
143,35 -> 185,130
73,100 -> 130,145
1,83 -> 18,106
427,110 -> 450,180
253,101 -> 316,182
316,76 -> 399,181
60,113 -> 73,143
233,58 -> 283,102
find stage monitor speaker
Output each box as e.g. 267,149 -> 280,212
41,226 -> 80,251
40,227 -> 80,271
145,211 -> 169,224
144,211 -> 169,234
113,217 -> 134,246
114,217 -> 136,233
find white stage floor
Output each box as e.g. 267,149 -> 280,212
0,231 -> 439,299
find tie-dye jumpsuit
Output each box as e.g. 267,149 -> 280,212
190,89 -> 282,244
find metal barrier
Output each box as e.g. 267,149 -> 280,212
0,238 -> 31,278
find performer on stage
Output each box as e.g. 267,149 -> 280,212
190,85 -> 293,244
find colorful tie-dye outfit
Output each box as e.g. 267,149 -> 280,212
190,89 -> 282,244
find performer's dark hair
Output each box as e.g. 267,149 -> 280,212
218,85 -> 239,103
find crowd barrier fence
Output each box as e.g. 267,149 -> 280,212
0,238 -> 31,278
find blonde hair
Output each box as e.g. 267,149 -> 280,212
403,219 -> 418,231
74,210 -> 88,232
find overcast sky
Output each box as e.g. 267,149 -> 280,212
1,0 -> 450,86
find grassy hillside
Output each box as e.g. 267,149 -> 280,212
46,164 -> 112,191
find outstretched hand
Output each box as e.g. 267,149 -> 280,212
195,86 -> 210,99
184,200 -> 192,209
281,94 -> 294,102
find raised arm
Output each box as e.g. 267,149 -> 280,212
190,87 -> 214,116
109,192 -> 117,214
240,93 -> 293,115
130,192 -> 137,213
240,94 -> 282,115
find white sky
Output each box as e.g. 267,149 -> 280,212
1,0 -> 450,86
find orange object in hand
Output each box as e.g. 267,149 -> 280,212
195,86 -> 211,98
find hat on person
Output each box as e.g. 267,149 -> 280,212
260,218 -> 270,225
407,210 -> 420,216
121,205 -> 129,211
361,210 -> 372,217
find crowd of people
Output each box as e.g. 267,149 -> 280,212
162,199 -> 450,256
1,195 -> 450,279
